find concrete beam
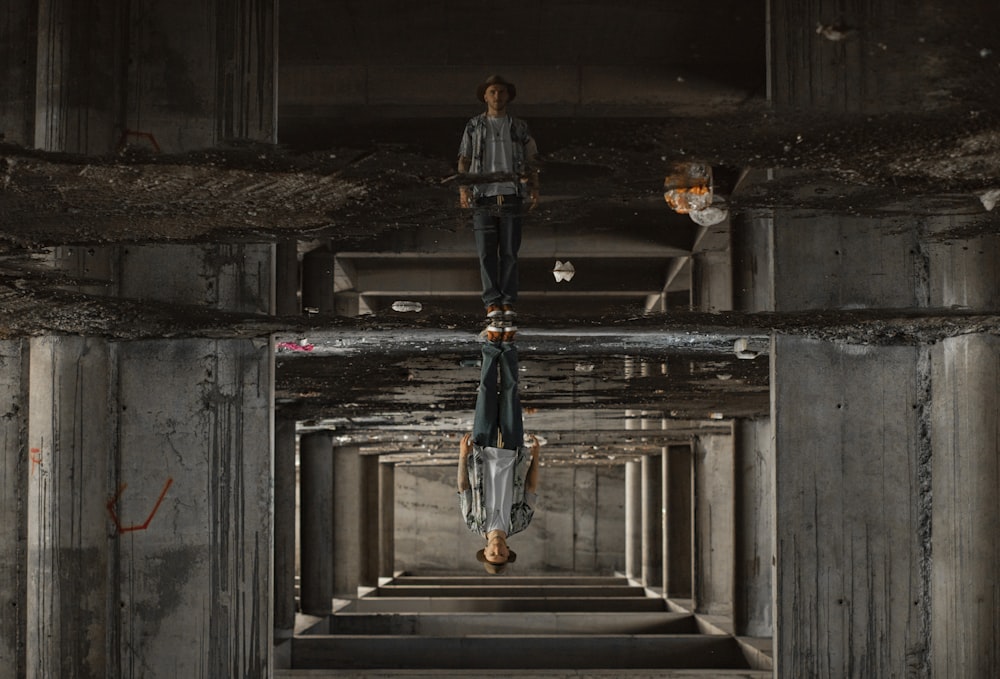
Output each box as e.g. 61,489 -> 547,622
291,634 -> 750,670
378,461 -> 396,578
733,418 -> 773,637
300,431 -> 335,614
664,445 -> 693,599
641,454 -> 663,588
625,460 -> 642,580
321,611 -> 697,635
342,597 -> 669,614
274,418 -> 298,634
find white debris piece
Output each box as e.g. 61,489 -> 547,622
816,23 -> 852,41
391,300 -> 422,312
979,188 -> 1000,211
552,260 -> 576,282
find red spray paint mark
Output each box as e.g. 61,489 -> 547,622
29,447 -> 42,477
116,129 -> 161,153
106,477 -> 174,534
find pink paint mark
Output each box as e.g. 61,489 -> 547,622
29,447 -> 42,477
277,341 -> 314,352
107,477 -> 174,534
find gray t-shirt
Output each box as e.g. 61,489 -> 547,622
482,446 -> 517,534
480,116 -> 517,197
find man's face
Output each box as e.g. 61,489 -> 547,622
484,84 -> 509,114
484,535 -> 510,563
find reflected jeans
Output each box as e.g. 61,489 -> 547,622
473,196 -> 522,308
472,341 -> 523,449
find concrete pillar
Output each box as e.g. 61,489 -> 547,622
378,461 -> 396,578
30,0 -> 276,153
773,335 -> 928,678
624,460 -> 641,580
27,337 -> 114,679
733,417 -> 773,637
640,454 -> 662,588
0,1 -> 37,147
301,248 -> 336,314
273,418 -> 297,634
33,0 -> 121,153
361,454 -> 380,588
299,431 -> 334,615
692,432 -> 734,617
664,444 -> 693,599
275,241 -> 300,316
332,446 -> 378,595
0,340 -> 29,678
27,335 -> 273,679
931,334 -> 1000,677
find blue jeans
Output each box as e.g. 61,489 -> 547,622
473,342 -> 523,449
473,196 -> 522,307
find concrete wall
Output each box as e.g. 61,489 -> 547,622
0,1 -> 37,147
395,464 -> 625,574
734,416 -> 773,637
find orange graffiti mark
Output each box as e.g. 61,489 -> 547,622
30,447 -> 42,477
106,477 -> 174,534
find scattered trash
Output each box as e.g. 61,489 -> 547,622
687,205 -> 729,226
575,363 -> 595,373
391,300 -> 422,312
716,374 -> 732,381
734,337 -> 767,360
980,48 -> 993,58
709,412 -> 725,420
552,260 -> 576,282
664,162 -> 729,226
816,23 -> 853,41
277,339 -> 314,352
459,357 -> 482,368
979,188 -> 1000,211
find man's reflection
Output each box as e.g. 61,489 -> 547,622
456,340 -> 541,574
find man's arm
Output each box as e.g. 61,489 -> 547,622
457,156 -> 472,208
523,138 -> 540,210
525,434 -> 541,494
457,432 -> 472,491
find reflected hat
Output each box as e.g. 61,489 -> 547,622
477,74 -> 517,102
476,547 -> 517,574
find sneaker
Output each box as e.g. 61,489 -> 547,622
485,324 -> 504,343
485,304 -> 503,320
502,304 -> 516,319
501,324 -> 517,342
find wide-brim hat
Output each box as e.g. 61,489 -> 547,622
477,74 -> 517,102
476,547 -> 517,574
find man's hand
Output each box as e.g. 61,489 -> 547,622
527,434 -> 540,458
457,433 -> 473,492
459,186 -> 472,209
528,188 -> 539,211
460,432 -> 473,458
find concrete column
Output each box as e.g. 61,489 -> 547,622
299,431 -> 334,614
302,248 -> 336,314
332,445 -> 378,595
378,461 -> 396,578
0,340 -> 29,678
733,417 -> 773,637
34,0 -> 122,153
275,241 -> 300,316
931,334 -> 1000,677
624,460 -> 641,580
664,444 -> 692,599
27,337 -> 114,679
0,1 -> 37,147
273,418 -> 297,634
361,454 -> 380,588
640,454 -> 662,588
773,335 -> 928,678
692,432 -> 734,617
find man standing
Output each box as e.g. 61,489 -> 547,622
458,74 -> 539,338
456,340 -> 541,574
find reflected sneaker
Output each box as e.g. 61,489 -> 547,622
485,304 -> 503,320
502,304 -> 516,320
485,324 -> 504,343
501,324 -> 517,342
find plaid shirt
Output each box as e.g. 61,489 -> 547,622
458,113 -> 537,199
459,444 -> 536,537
